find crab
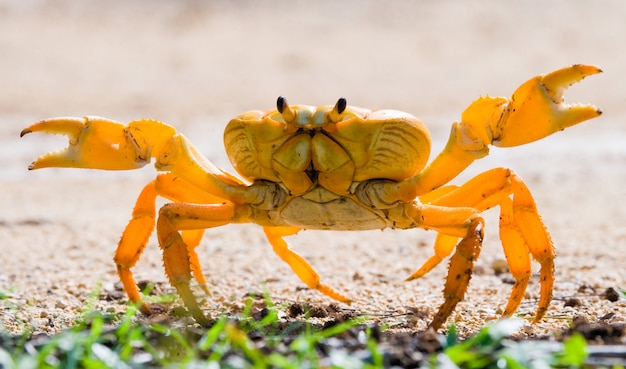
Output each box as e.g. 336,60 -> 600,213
21,65 -> 601,330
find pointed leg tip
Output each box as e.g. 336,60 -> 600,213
404,272 -> 423,282
533,307 -> 548,323
139,303 -> 154,316
20,129 -> 31,137
196,315 -> 210,327
427,316 -> 445,331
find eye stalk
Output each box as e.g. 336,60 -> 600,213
276,96 -> 296,123
327,97 -> 347,123
276,96 -> 347,128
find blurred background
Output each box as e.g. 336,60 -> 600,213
0,0 -> 624,333
1,0 -> 624,164
0,2 -> 622,115
1,0 -> 624,174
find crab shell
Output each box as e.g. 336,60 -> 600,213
223,101 -> 430,229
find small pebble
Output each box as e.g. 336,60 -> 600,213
55,301 -> 67,309
602,287 -> 620,302
564,297 -> 582,307
491,259 -> 509,275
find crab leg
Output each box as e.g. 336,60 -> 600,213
507,173 -> 555,321
157,202 -> 240,326
156,202 -> 354,324
406,186 -> 461,278
407,168 -> 555,324
429,218 -> 484,331
407,173 -> 511,280
404,233 -> 458,282
115,179 -> 158,313
400,202 -> 484,329
114,173 -> 224,313
20,117 -> 281,322
264,226 -> 351,303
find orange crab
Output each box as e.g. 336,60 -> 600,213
21,65 -> 601,330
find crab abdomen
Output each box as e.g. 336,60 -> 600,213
276,187 -> 389,230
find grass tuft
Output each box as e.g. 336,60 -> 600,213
0,294 -> 602,368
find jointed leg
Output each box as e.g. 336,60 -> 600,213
114,173 -> 225,314
404,186 -> 460,280
157,202 -> 237,326
405,233 -> 458,281
181,229 -> 210,295
408,168 -> 555,323
403,202 -> 484,329
114,180 -> 157,314
429,218 -> 484,330
406,172 -> 511,281
264,226 -> 351,303
508,174 -> 554,321
155,172 -> 227,295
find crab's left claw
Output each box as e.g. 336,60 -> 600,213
462,64 -> 602,149
21,116 -> 175,170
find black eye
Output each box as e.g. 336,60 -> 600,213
277,96 -> 287,113
336,97 -> 347,114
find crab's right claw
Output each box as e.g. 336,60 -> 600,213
21,116 -> 176,170
493,64 -> 602,147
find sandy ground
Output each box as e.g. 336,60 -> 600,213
1,0 -> 625,338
